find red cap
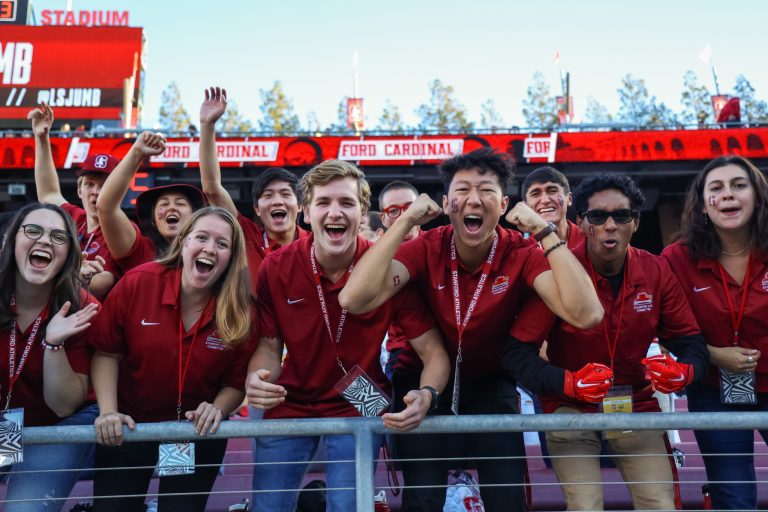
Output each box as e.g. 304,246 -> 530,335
76,154 -> 120,176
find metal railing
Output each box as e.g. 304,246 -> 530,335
16,411 -> 768,511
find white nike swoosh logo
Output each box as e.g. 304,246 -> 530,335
693,286 -> 711,293
141,319 -> 160,326
437,284 -> 446,290
576,380 -> 593,388
287,298 -> 305,304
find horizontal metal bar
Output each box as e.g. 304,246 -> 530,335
24,412 -> 768,444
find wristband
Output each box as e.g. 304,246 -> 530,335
543,240 -> 567,257
419,386 -> 440,412
534,222 -> 557,242
41,338 -> 64,351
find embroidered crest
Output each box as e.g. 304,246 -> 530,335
490,275 -> 509,295
633,292 -> 653,312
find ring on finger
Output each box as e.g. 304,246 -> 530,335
748,356 -> 754,363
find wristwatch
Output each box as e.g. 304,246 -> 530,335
533,222 -> 557,242
419,386 -> 440,412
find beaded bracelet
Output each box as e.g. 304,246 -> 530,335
41,338 -> 64,352
543,240 -> 567,257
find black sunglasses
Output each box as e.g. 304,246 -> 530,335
580,209 -> 639,225
19,224 -> 70,245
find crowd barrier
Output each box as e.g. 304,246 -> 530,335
5,411 -> 768,511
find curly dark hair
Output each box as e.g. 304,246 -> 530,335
572,173 -> 645,216
0,203 -> 84,330
439,148 -> 514,195
679,155 -> 768,260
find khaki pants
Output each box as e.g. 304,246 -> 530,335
545,407 -> 675,511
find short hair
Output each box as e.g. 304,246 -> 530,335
572,174 -> 646,215
522,166 -> 570,198
378,180 -> 418,209
365,211 -> 385,231
679,155 -> 768,260
157,206 -> 252,346
300,159 -> 371,212
439,148 -> 514,195
251,167 -> 301,205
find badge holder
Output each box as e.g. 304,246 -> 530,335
450,350 -> 461,415
599,385 -> 634,439
720,368 -> 757,405
158,440 -> 196,477
334,364 -> 391,417
0,408 -> 23,468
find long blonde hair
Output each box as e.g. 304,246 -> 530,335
157,206 -> 252,346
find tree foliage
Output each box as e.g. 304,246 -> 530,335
158,81 -> 191,131
479,99 -> 504,132
217,99 -> 253,133
521,72 -> 558,130
583,96 -> 613,124
733,75 -> 768,123
680,71 -> 711,126
416,79 -> 472,132
617,74 -> 677,127
377,100 -> 405,133
258,81 -> 300,133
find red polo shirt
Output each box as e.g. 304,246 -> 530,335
541,243 -> 701,413
116,224 -> 158,273
237,213 -> 309,292
394,224 -> 551,379
61,203 -> 122,277
90,263 -> 258,422
565,219 -> 585,249
257,235 -> 435,419
662,241 -> 768,392
1,290 -> 97,426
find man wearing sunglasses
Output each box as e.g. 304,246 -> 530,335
503,173 -> 708,511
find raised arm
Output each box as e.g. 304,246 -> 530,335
199,86 -> 237,215
339,193 -> 442,313
29,103 -> 66,205
96,132 -> 166,259
506,202 -> 603,329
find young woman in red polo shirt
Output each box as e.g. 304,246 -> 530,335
0,203 -> 99,511
662,155 -> 768,511
96,132 -> 206,272
90,206 -> 256,512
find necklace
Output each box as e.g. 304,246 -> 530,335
721,245 -> 750,257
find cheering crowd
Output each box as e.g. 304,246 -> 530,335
1,88 -> 766,512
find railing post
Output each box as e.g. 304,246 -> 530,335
354,423 -> 375,512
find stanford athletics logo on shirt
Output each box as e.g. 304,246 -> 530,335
633,292 -> 653,313
205,334 -> 226,351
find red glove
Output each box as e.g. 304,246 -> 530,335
642,353 -> 693,394
563,363 -> 614,403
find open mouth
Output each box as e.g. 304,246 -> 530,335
463,215 -> 483,233
720,207 -> 740,215
270,209 -> 287,221
325,224 -> 347,240
165,214 -> 180,226
538,207 -> 556,214
602,239 -> 618,249
195,257 -> 214,274
29,250 -> 52,269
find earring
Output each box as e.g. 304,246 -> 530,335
703,213 -> 709,225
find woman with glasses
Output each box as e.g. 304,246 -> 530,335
89,207 -> 257,512
504,174 -> 708,511
662,155 -> 768,510
0,203 -> 99,511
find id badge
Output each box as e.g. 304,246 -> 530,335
450,356 -> 461,415
0,408 -> 23,467
157,441 -> 195,476
334,364 -> 391,417
720,368 -> 757,405
600,385 -> 634,439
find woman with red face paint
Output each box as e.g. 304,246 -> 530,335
0,203 -> 99,511
662,155 -> 768,511
90,206 -> 257,511
96,132 -> 206,272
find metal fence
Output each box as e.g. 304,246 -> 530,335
11,411 -> 768,511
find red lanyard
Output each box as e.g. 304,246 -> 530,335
310,243 -> 354,375
587,253 -> 630,370
449,233 -> 498,351
718,256 -> 751,345
262,231 -> 273,256
6,295 -> 43,411
176,298 -> 211,419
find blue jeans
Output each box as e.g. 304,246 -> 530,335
3,403 -> 98,512
252,433 -> 383,512
687,383 -> 768,510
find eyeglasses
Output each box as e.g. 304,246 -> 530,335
19,224 -> 70,245
581,209 -> 639,225
383,202 -> 413,218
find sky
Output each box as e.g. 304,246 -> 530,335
29,0 -> 768,130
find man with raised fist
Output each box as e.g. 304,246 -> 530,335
503,173 -> 708,511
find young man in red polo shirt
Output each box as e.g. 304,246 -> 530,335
30,102 -> 123,297
522,165 -> 584,248
198,87 -> 308,289
245,160 -> 450,512
339,148 -> 603,511
504,174 -> 709,510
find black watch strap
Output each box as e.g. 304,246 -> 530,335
534,222 -> 557,242
420,386 -> 440,412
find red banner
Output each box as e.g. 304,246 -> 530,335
0,26 -> 143,122
711,95 -> 730,120
346,98 -> 364,131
